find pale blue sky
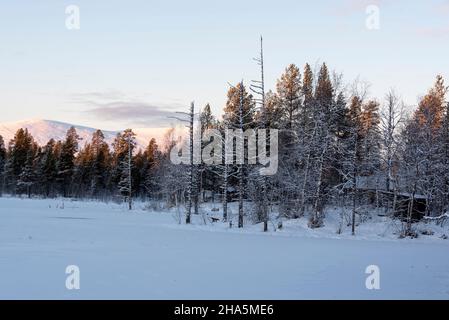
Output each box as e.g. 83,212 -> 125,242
0,0 -> 448,130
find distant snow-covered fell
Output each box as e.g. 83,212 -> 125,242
0,119 -> 170,150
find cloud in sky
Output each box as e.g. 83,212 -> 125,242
416,25 -> 449,37
71,91 -> 186,128
436,0 -> 449,13
84,101 -> 185,128
73,90 -> 126,102
415,0 -> 449,38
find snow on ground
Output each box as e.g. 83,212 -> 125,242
0,197 -> 448,300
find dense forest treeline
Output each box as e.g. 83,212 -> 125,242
0,62 -> 448,237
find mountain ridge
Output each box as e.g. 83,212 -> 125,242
0,119 -> 172,150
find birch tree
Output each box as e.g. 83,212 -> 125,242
380,90 -> 404,215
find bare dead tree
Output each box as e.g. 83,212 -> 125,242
187,102 -> 195,224
250,36 -> 269,232
168,102 -> 197,224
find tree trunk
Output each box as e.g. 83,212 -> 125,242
300,151 -> 311,217
186,102 -> 194,224
128,135 -> 132,210
223,164 -> 228,222
238,164 -> 244,228
238,82 -> 244,228
311,138 -> 328,228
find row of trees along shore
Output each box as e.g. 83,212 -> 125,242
0,63 -> 448,237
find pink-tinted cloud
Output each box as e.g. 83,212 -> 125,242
70,91 -> 184,127
84,101 -> 183,127
416,25 -> 449,37
436,0 -> 449,13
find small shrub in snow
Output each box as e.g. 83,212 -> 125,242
144,202 -> 165,212
336,226 -> 342,234
277,221 -> 283,230
308,216 -> 324,229
420,229 -> 434,236
399,229 -> 419,239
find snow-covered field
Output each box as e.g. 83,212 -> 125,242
0,197 -> 448,300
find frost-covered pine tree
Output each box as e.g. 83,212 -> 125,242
359,100 -> 381,176
142,138 -> 161,199
198,104 -> 218,204
90,130 -> 111,198
116,129 -> 136,210
223,82 -> 256,228
297,63 -> 315,218
273,63 -> 303,219
0,135 -> 6,196
57,127 -> 80,197
17,147 -> 37,198
35,139 -> 58,197
309,63 -> 335,228
4,128 -> 34,194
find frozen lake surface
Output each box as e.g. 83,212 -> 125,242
0,197 -> 448,299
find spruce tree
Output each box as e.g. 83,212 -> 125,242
90,130 -> 110,198
142,138 -> 160,199
17,147 -> 37,198
57,127 -> 80,197
72,143 -> 93,198
359,100 -> 381,176
274,64 -> 303,219
4,129 -> 34,194
223,83 -> 256,227
0,136 -> 6,196
36,139 -> 58,197
115,129 -> 136,209
199,104 -> 218,203
301,63 -> 314,132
